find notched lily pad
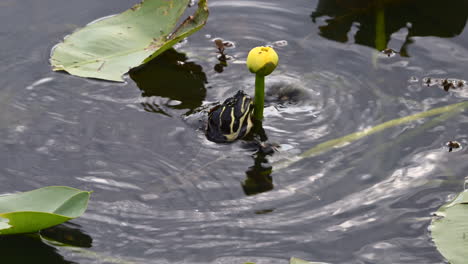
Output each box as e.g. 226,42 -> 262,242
50,0 -> 209,82
0,186 -> 91,235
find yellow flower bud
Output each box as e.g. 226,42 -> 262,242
246,46 -> 279,76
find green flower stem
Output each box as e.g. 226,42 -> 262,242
254,73 -> 265,121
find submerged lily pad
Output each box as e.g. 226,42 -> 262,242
431,190 -> 468,264
290,257 -> 329,264
50,0 -> 209,82
243,258 -> 327,264
0,186 -> 91,235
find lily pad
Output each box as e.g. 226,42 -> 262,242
290,257 -> 329,264
431,190 -> 468,264
0,186 -> 91,235
50,0 -> 209,82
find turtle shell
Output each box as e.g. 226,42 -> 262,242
206,90 -> 254,143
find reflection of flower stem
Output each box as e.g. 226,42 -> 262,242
254,74 -> 265,121
274,101 -> 468,170
372,0 -> 386,67
242,120 -> 274,195
375,0 -> 386,51
242,151 -> 273,196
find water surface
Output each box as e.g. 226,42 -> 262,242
1,0 -> 468,263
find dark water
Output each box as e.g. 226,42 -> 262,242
1,0 -> 468,263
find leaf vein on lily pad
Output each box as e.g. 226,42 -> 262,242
50,0 -> 209,82
0,186 -> 91,235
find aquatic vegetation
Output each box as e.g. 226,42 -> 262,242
423,77 -> 467,92
50,0 -> 209,82
380,48 -> 398,57
445,140 -> 462,152
431,190 -> 468,264
245,257 -> 328,264
290,257 -> 329,264
39,0 -> 468,262
0,186 -> 90,235
246,46 -> 279,121
274,100 -> 468,170
213,39 -> 232,73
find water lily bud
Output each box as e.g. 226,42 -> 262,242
246,46 -> 278,76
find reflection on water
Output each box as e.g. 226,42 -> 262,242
129,48 -> 207,115
242,150 -> 274,195
213,38 -> 232,73
0,224 -> 92,264
0,234 -> 75,264
41,223 -> 93,248
311,0 -> 468,54
242,121 -> 275,195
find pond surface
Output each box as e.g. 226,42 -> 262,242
1,0 -> 468,263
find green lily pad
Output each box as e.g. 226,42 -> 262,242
0,186 -> 91,235
242,259 -> 327,264
290,257 -> 329,264
431,190 -> 468,264
50,0 -> 209,82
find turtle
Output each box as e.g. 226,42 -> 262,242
205,90 -> 254,143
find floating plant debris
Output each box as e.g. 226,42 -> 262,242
222,40 -> 235,48
422,77 -> 466,92
441,79 -> 455,91
213,39 -> 235,57
423,77 -> 433,86
213,38 -> 235,50
381,48 -> 398,57
213,39 -> 234,73
258,141 -> 280,155
214,63 -> 225,73
446,141 -> 461,152
255,209 -> 275,215
271,40 -> 288,47
216,54 -> 233,61
214,39 -> 225,53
